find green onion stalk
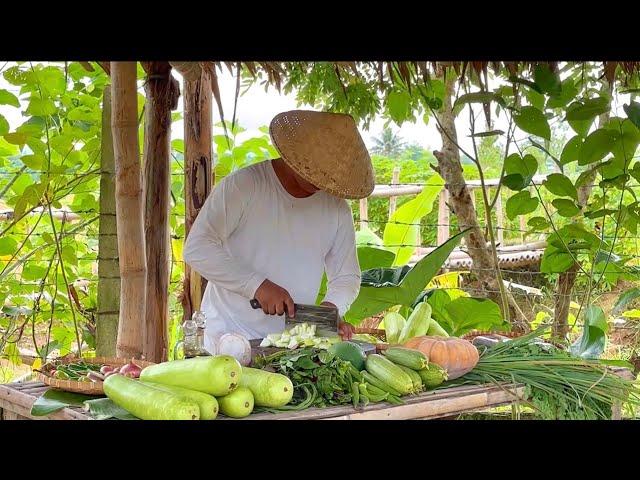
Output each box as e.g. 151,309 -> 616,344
448,327 -> 640,420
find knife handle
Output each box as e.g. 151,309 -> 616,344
249,299 -> 262,309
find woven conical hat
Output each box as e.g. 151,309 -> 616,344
269,110 -> 375,199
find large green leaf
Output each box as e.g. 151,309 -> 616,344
560,135 -> 583,165
566,97 -> 610,121
387,90 -> 412,124
0,89 -> 20,107
540,224 -> 602,274
546,78 -> 578,109
84,398 -> 139,420
503,154 -> 538,191
315,247 -> 395,303
624,101 -> 640,130
355,225 -> 384,248
612,287 -> 640,315
383,173 -> 443,266
344,229 -> 467,324
506,191 -> 539,220
578,128 -> 617,165
534,64 -> 561,97
30,389 -> 97,417
27,97 -> 56,116
426,289 -> 505,336
425,289 -> 456,327
603,117 -> 640,164
443,297 -> 506,336
570,305 -> 608,359
543,173 -> 578,200
0,114 -> 9,136
0,237 -> 18,255
540,244 -> 575,274
567,102 -> 595,138
514,106 -> 550,140
552,199 -> 580,217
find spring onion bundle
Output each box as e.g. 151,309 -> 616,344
453,328 -> 640,419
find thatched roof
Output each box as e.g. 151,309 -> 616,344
87,61 -> 640,129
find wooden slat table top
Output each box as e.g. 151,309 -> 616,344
0,380 -> 524,420
0,381 -> 92,420
242,383 -> 525,420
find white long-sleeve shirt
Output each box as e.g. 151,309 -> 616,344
183,160 -> 361,343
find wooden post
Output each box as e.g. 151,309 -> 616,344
469,188 -> 477,210
437,189 -> 449,245
141,62 -> 180,362
111,62 -> 147,359
495,188 -> 504,245
182,67 -> 213,321
388,166 -> 401,218
96,85 -> 120,357
359,198 -> 369,230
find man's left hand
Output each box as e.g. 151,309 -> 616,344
321,302 -> 355,340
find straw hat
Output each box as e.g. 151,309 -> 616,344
269,110 -> 375,200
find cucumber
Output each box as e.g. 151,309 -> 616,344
141,381 -> 219,420
382,347 -> 428,370
218,386 -> 254,418
398,364 -> 423,393
418,364 -> 448,389
103,374 -> 200,420
239,367 -> 294,408
360,370 -> 402,396
365,354 -> 414,395
139,355 -> 241,396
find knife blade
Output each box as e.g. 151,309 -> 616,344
249,299 -> 338,333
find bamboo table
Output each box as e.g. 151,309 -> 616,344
0,381 -> 525,421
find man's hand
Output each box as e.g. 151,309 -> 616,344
321,302 -> 355,340
254,279 -> 295,317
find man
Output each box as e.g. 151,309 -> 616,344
183,110 -> 375,349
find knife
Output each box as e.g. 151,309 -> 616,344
249,299 -> 338,334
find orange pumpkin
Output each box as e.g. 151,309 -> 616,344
404,336 -> 479,379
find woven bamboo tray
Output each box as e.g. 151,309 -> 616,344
37,356 -> 155,396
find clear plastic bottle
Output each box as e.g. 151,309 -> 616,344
174,313 -> 199,359
193,310 -> 212,357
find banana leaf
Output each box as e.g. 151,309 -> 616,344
344,229 -> 468,324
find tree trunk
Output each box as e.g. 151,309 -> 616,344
553,263 -> 578,338
181,68 -> 213,322
142,62 -> 180,362
96,85 -> 119,357
111,61 -> 147,359
433,75 -> 528,331
553,77 -> 613,338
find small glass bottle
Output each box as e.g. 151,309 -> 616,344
174,313 -> 199,359
193,310 -> 212,357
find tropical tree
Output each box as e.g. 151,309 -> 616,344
371,127 -> 405,157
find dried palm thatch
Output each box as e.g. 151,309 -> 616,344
88,60 -> 640,138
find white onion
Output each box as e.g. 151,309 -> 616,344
216,333 -> 252,366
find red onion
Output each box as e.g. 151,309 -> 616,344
119,358 -> 142,378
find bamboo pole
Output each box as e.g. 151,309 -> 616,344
359,198 -> 369,230
437,190 -> 449,245
96,85 -> 119,357
111,62 -> 147,359
182,67 -> 212,321
142,62 -> 180,362
388,166 -> 401,218
495,188 -> 504,245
